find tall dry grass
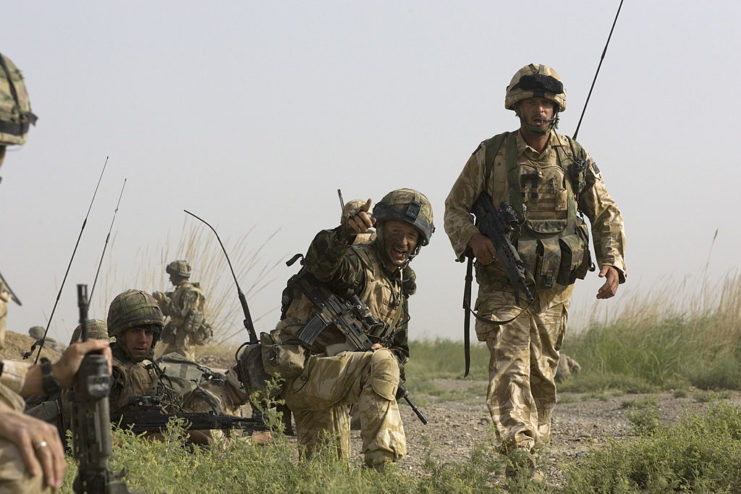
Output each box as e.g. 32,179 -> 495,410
562,270 -> 741,391
96,217 -> 285,344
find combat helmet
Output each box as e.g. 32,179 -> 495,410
372,188 -> 435,246
505,64 -> 566,112
28,326 -> 45,340
166,259 -> 191,279
70,319 -> 109,344
107,289 -> 163,342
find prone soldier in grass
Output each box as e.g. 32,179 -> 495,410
444,64 -> 626,474
261,188 -> 434,471
107,289 -> 245,417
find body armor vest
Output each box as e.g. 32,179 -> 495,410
482,132 -> 592,289
277,242 -> 407,353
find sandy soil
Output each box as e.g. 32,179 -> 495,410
387,378 -> 741,487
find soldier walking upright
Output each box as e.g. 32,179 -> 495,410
444,64 -> 626,474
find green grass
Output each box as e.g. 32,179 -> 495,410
61,402 -> 741,493
58,272 -> 741,492
562,403 -> 741,493
561,272 -> 741,393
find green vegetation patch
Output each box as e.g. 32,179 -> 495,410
562,403 -> 741,493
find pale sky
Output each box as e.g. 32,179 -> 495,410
1,1 -> 739,347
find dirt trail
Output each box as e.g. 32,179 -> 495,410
383,379 -> 741,486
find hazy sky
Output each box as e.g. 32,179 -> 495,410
1,1 -> 739,347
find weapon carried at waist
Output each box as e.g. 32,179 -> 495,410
294,273 -> 428,424
471,191 -> 534,304
113,395 -> 267,435
71,284 -> 136,494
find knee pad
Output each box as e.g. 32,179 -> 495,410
369,349 -> 400,401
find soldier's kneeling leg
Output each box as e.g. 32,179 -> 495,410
357,349 -> 407,467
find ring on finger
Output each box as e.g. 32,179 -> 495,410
33,440 -> 48,450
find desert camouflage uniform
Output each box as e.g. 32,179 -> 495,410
0,281 -> 9,350
155,281 -> 208,360
0,361 -> 51,493
267,228 -> 412,466
110,342 -> 160,413
445,129 -> 626,452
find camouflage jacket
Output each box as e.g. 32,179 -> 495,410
0,360 -> 31,411
110,343 -> 159,413
157,281 -> 206,332
273,227 -> 414,364
444,130 -> 626,303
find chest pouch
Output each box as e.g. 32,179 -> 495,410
557,217 -> 592,285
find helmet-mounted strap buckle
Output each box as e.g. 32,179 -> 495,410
405,202 -> 420,220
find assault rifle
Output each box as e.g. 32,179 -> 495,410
295,274 -> 428,425
461,193 -> 534,377
71,284 -> 135,494
113,395 -> 267,435
470,192 -> 534,305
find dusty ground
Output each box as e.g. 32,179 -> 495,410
0,330 -> 62,362
383,378 -> 741,487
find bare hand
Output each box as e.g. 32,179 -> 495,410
52,339 -> 112,388
596,265 -> 620,299
0,405 -> 66,489
468,233 -> 497,265
344,198 -> 376,235
370,343 -> 383,351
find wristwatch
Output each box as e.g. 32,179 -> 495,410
40,357 -> 62,396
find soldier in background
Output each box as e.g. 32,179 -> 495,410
153,260 -> 212,360
444,64 -> 626,477
27,326 -> 66,353
68,319 -> 108,344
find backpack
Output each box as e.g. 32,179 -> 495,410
0,52 -> 38,146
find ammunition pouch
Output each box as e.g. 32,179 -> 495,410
191,320 -> 213,346
260,332 -> 308,380
557,218 -> 592,285
235,339 -> 271,400
518,217 -> 590,289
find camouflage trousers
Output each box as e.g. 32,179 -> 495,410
476,290 -> 568,452
283,348 -> 406,466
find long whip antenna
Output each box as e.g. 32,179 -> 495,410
184,209 -> 258,343
89,178 -> 127,303
26,156 -> 109,362
573,0 -> 624,140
